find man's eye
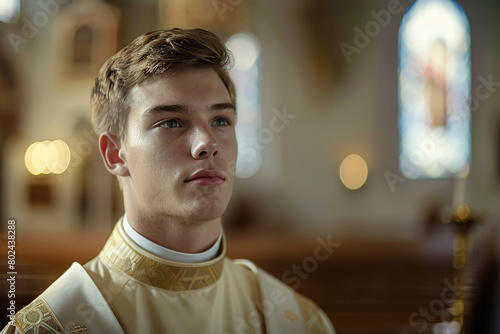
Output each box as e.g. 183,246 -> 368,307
213,117 -> 230,126
159,119 -> 182,128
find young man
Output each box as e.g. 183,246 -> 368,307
3,28 -> 335,333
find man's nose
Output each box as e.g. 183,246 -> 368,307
191,126 -> 218,159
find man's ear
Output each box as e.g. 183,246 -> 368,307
98,132 -> 130,177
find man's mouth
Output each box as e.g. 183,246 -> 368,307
185,169 -> 225,185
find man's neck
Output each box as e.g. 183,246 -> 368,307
124,211 -> 221,254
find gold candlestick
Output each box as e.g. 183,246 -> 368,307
450,203 -> 477,334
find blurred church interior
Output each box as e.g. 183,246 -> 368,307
0,0 -> 499,333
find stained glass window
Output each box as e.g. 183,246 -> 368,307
226,33 -> 262,178
0,0 -> 19,23
398,0 -> 471,179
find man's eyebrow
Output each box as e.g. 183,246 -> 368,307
142,104 -> 188,116
210,103 -> 236,112
143,103 -> 236,116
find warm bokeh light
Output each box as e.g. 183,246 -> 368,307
456,203 -> 470,221
25,140 -> 71,175
339,154 -> 369,190
226,33 -> 260,72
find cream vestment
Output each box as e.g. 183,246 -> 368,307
2,218 -> 335,333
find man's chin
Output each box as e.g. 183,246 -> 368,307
184,199 -> 228,222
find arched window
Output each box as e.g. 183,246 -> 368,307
226,33 -> 262,178
73,25 -> 93,64
398,0 -> 471,179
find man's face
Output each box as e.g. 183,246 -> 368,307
120,68 -> 237,223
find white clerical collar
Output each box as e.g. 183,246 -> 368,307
122,213 -> 222,264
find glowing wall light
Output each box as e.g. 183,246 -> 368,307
25,140 -> 71,175
339,154 -> 368,190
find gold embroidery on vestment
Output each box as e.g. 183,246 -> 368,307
284,310 -> 299,322
15,297 -> 65,334
68,324 -> 88,333
101,219 -> 224,291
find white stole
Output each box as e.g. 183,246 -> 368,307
14,262 -> 124,334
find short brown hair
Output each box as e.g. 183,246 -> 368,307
91,28 -> 236,139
